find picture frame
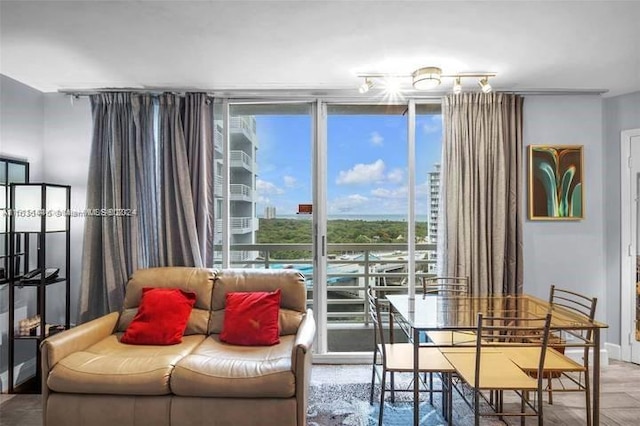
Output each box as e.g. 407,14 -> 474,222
528,145 -> 583,220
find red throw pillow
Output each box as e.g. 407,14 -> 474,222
121,287 -> 196,345
220,289 -> 281,346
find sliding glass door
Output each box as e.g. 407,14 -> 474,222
216,99 -> 441,359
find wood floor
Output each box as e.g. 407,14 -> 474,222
1,360 -> 639,425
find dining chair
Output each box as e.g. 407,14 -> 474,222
442,312 -> 553,426
422,276 -> 476,346
367,287 -> 456,426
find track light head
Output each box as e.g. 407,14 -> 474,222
358,78 -> 373,94
478,77 -> 492,93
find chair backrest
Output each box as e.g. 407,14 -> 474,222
367,287 -> 389,359
422,276 -> 469,297
474,312 -> 552,390
548,285 -> 597,360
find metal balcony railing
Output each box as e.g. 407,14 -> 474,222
216,243 -> 437,326
230,116 -> 258,144
230,150 -> 254,171
230,183 -> 253,201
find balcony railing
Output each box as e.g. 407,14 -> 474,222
230,116 -> 258,144
230,183 -> 253,201
230,150 -> 254,172
214,217 -> 256,234
216,243 -> 437,326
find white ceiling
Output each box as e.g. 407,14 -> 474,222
1,1 -> 639,97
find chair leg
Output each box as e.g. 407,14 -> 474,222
521,390 -> 526,426
390,371 -> 395,403
538,387 -> 544,426
585,368 -> 592,426
370,350 -> 378,405
474,389 -> 480,426
548,376 -> 553,404
429,372 -> 434,405
379,370 -> 386,426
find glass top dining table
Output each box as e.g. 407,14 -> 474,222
385,293 -> 608,426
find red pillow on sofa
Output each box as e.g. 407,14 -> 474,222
121,287 -> 196,345
220,289 -> 281,346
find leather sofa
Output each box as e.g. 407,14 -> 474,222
41,267 -> 316,426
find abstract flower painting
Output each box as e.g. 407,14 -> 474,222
528,145 -> 583,220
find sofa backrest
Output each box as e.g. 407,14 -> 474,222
209,268 -> 307,336
117,267 -> 216,335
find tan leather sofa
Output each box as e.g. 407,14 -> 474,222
41,267 -> 316,426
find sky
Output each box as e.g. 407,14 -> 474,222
248,111 -> 442,219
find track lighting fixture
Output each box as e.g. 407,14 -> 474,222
358,78 -> 373,94
356,67 -> 496,94
478,77 -> 492,93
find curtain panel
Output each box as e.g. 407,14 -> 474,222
80,92 -> 214,321
438,93 -> 523,296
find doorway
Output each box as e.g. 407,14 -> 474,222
621,128 -> 640,364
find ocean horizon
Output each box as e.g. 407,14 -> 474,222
259,214 -> 428,222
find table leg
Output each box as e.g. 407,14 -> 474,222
414,327 -> 419,426
593,328 -> 600,426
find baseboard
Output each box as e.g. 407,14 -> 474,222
605,343 -> 621,361
564,348 -> 610,367
0,357 -> 37,394
313,352 -> 372,364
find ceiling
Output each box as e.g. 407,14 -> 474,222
1,1 -> 639,97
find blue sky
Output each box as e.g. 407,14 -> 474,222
253,113 -> 442,218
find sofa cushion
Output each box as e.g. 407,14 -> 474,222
209,268 -> 306,335
220,290 -> 281,346
118,267 -> 215,335
47,334 -> 205,395
122,288 -> 196,345
170,334 -> 296,398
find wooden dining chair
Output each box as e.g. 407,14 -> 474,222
367,287 -> 456,426
442,312 -> 553,426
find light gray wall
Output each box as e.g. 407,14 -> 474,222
43,94 -> 92,325
603,91 -> 640,346
0,74 -> 44,392
522,95 -> 607,340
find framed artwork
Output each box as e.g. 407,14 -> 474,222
528,145 -> 583,220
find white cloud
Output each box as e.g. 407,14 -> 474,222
329,194 -> 369,213
336,159 -> 385,185
370,131 -> 384,146
256,179 -> 284,195
387,168 -> 404,184
283,175 -> 297,188
371,187 -> 407,199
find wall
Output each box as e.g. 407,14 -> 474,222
0,74 -> 45,392
522,95 -> 607,340
603,91 -> 640,347
43,94 -> 92,324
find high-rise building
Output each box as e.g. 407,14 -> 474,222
264,206 -> 276,219
213,115 -> 260,265
428,163 -> 441,244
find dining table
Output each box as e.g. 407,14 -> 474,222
385,293 -> 608,426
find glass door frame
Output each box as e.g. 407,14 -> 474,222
218,96 -> 441,362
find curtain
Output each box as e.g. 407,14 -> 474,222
79,93 -> 155,321
182,93 -> 215,266
80,92 -> 215,321
438,93 -> 523,296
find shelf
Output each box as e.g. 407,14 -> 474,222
15,277 -> 67,287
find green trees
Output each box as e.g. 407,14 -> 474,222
257,218 -> 428,259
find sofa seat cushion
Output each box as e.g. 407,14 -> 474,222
171,334 -> 295,398
47,334 -> 205,395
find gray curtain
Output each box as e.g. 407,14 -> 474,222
183,93 -> 215,266
156,93 -> 203,267
79,93 -> 155,321
438,93 -> 523,296
80,92 -> 215,321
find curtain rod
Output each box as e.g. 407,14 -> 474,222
58,88 -> 609,98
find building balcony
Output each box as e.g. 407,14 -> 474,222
214,216 -> 257,234
230,183 -> 253,201
230,150 -> 256,172
230,116 -> 258,147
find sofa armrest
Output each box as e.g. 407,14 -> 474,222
41,312 -> 119,372
293,309 -> 315,426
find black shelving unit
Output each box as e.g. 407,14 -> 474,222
7,182 -> 71,394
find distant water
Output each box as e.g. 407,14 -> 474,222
260,214 -> 427,222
